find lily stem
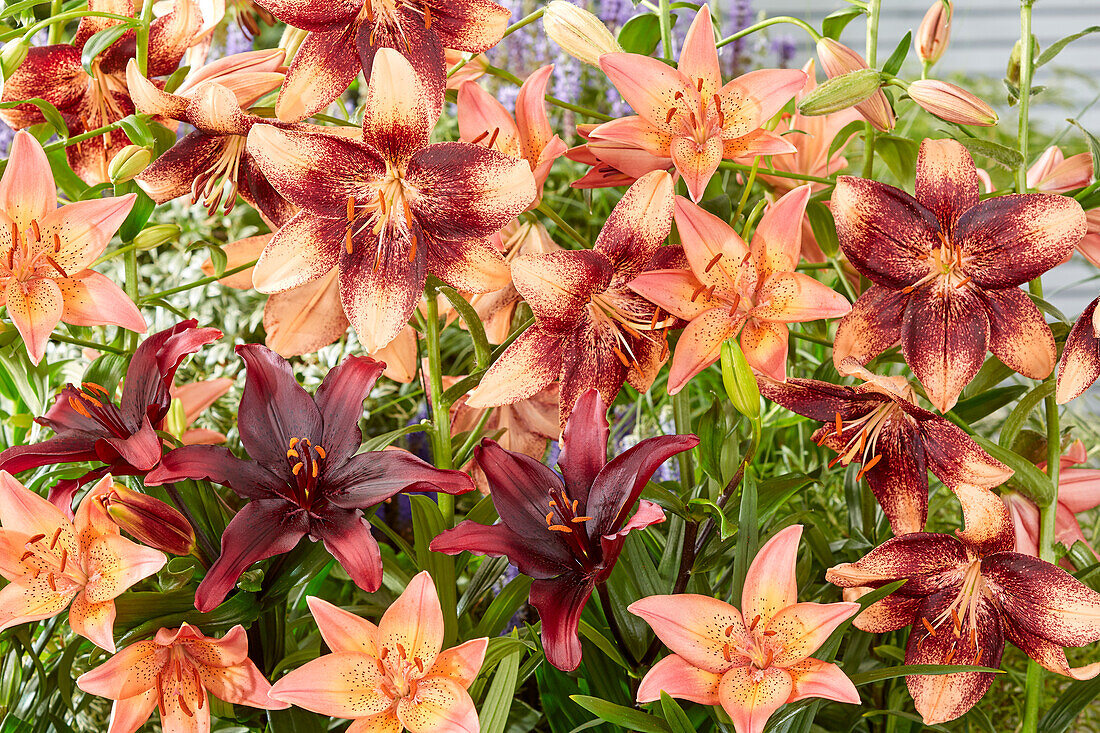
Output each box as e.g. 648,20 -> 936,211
717,16 -> 822,48
424,285 -> 455,523
732,157 -> 761,229
597,581 -> 634,666
718,160 -> 835,186
535,202 -> 590,249
139,259 -> 257,303
50,332 -> 126,354
860,0 -> 882,180
657,0 -> 673,62
135,0 -> 155,77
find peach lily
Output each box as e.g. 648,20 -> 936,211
0,131 -> 145,365
253,0 -> 510,122
76,622 -> 286,732
1027,145 -> 1100,266
458,65 -> 567,206
630,186 -> 851,391
246,48 -> 536,353
832,138 -> 1086,412
631,525 -> 860,733
269,572 -> 488,733
596,5 -> 805,201
464,171 -> 674,426
565,122 -> 673,190
0,472 -> 165,652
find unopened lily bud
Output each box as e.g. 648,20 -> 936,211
108,145 -> 153,183
908,79 -> 998,126
133,223 -> 180,250
720,340 -> 760,422
279,25 -> 308,60
163,397 -> 187,440
916,1 -> 951,65
103,484 -> 196,556
544,0 -> 623,67
798,69 -> 882,116
816,38 -> 896,131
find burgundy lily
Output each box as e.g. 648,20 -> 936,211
758,359 -> 1012,536
252,0 -> 510,122
1056,294 -> 1100,403
430,389 -> 698,671
145,344 -> 473,612
0,0 -> 200,183
827,499 -> 1100,725
832,137 -> 1086,412
0,320 -> 221,510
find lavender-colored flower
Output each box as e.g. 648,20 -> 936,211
770,33 -> 797,68
723,0 -> 754,78
0,122 -> 13,158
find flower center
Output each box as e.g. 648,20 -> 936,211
284,437 -> 327,508
344,163 -> 418,265
819,400 -> 906,480
542,484 -> 598,565
376,643 -> 427,701
904,231 -> 972,294
666,78 -> 730,144
588,290 -> 672,371
2,219 -> 69,282
359,0 -> 435,48
191,135 -> 247,215
920,560 -> 988,662
156,649 -> 205,718
720,614 -> 781,671
65,382 -> 134,439
17,526 -> 85,591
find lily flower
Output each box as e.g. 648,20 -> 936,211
565,123 -> 673,191
458,65 -> 567,206
1057,294 -> 1100,403
0,0 -> 200,183
269,572 -> 488,733
144,344 -> 473,611
431,389 -> 698,670
0,320 -> 221,510
0,472 -> 165,651
125,51 -> 296,221
0,131 -> 145,364
252,0 -> 510,122
445,48 -> 489,90
631,525 -> 860,733
77,622 -> 287,731
246,48 -> 536,353
462,171 -> 675,426
596,5 -> 805,201
827,499 -> 1100,725
1004,440 -> 1100,561
1026,146 -> 1100,267
630,186 -> 851,391
832,137 -> 1086,412
757,359 -> 1012,535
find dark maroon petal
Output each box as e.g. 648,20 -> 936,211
919,418 -> 1012,493
276,27 -> 362,122
957,193 -> 1086,288
757,375 -> 882,423
557,388 -> 609,507
529,574 -> 596,671
833,284 -> 909,366
357,11 -> 445,117
831,175 -> 939,288
597,499 -> 665,573
593,171 -> 675,279
251,0 -> 358,31
475,439 -> 566,537
430,521 -> 574,579
977,287 -> 1056,380
312,509 -> 384,592
235,344 -> 323,474
100,416 -> 162,472
238,151 -> 298,228
982,551 -> 1100,647
1057,296 -> 1100,403
556,318 -> 630,427
864,420 -> 929,535
424,235 -> 510,294
825,532 -> 967,594
1001,611 -> 1100,680
145,0 -> 202,76
425,0 -> 510,52
913,138 -> 980,232
194,498 -> 309,612
121,320 -> 223,427
850,590 -> 922,633
587,434 -> 698,537
325,449 -> 473,509
901,285 -> 989,413
314,355 -> 385,466
0,434 -> 99,475
144,445 -> 283,499
134,132 -> 221,204
0,46 -> 87,128
37,386 -> 108,434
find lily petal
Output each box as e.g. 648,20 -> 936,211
325,449 -> 473,509
339,225 -> 423,353
557,388 -> 608,506
751,185 -> 811,279
67,591 -> 117,652
636,653 -> 722,705
1057,296 -> 1100,403
429,520 -> 572,579
832,284 -> 908,366
742,525 -> 802,628
314,510 -> 384,592
1001,611 -> 1100,680
718,68 -> 808,139
263,270 -> 350,357
6,278 -> 63,365
628,269 -> 721,322
717,665 -> 794,733
529,575 -> 595,672
464,327 -> 564,408
268,651 -> 392,717
913,138 -> 980,231
0,131 -> 56,226
395,675 -> 479,733
426,638 -> 487,689
751,271 -> 851,323
75,640 -> 165,699
0,470 -> 70,537
457,81 -> 520,158
200,658 -> 287,709
57,272 -> 146,333
629,594 -> 750,674
825,532 -> 967,593
678,7 -> 721,98
363,48 -> 441,162
672,195 -> 749,293
978,287 -> 1055,379
599,53 -> 697,134
274,28 -> 360,123
670,135 -> 723,203
593,170 -> 675,276
667,307 -> 741,395
862,420 -> 929,535
766,601 -> 860,666
379,571 -> 445,670
314,355 -> 385,465
306,595 -> 379,656
739,318 -> 790,381
145,444 -> 281,499
785,657 -> 860,705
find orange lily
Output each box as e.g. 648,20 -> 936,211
631,525 -> 860,733
1027,145 -> 1100,266
76,622 -> 287,731
0,472 -> 165,651
565,122 -> 673,190
269,572 -> 488,733
630,185 -> 851,392
0,131 -> 145,365
596,5 -> 806,201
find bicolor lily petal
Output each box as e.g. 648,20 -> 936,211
0,320 -> 221,510
253,0 -> 510,122
1057,294 -> 1100,403
464,171 -> 676,425
0,131 -> 145,364
145,344 -> 472,611
827,495 -> 1100,725
630,186 -> 850,391
595,5 -> 805,201
832,137 -> 1086,411
565,123 -> 674,191
431,389 -> 697,670
632,525 -> 860,733
0,473 -> 165,651
1028,146 -> 1093,194
247,49 -> 535,353
270,573 -> 487,733
758,359 -> 1012,537
77,622 -> 286,732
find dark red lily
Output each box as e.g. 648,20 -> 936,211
145,344 -> 473,612
430,389 -> 698,671
0,320 -> 221,510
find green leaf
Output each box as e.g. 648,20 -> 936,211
409,495 -> 457,640
116,114 -> 155,148
952,385 -> 1027,424
268,707 -> 326,733
118,189 -> 156,241
998,380 -> 1055,450
0,0 -> 43,19
438,283 -> 492,372
361,422 -> 428,451
881,31 -> 912,77
969,431 -> 1055,507
0,98 -> 67,138
849,664 -> 1003,686
1037,26 -> 1100,66
80,23 -> 134,74
822,6 -> 864,39
617,14 -> 664,56
757,474 -> 818,521
1068,119 -> 1100,190
658,693 -> 694,733
569,696 -> 670,733
954,137 -> 1025,170
480,648 -> 522,733
1040,671 -> 1100,732
473,574 -> 533,638
83,352 -> 128,396
687,497 -> 735,539
874,135 -> 919,183
805,201 -> 840,258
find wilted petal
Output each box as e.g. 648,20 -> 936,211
275,28 -> 360,122
717,665 -> 793,733
268,651 -> 392,717
913,138 -> 980,231
636,653 -> 722,705
785,658 -> 860,704
629,594 -> 750,674
833,285 -> 908,366
977,287 -> 1055,379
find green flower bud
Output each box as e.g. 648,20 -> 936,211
108,145 -> 153,183
798,69 -> 883,117
133,224 -> 180,251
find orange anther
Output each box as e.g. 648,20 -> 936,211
414,656 -> 424,672
311,461 -> 318,478
706,252 -> 723,272
347,196 -> 356,221
377,190 -> 388,215
545,511 -> 555,525
314,445 -> 326,459
944,645 -> 956,664
762,629 -> 777,636
53,232 -> 61,252
423,5 -> 431,28
696,77 -> 704,91
611,346 -> 631,368
921,617 -> 937,637
547,524 -> 574,533
292,462 -> 304,475
19,550 -> 34,562
487,127 -> 500,149
49,527 -> 62,549
954,275 -> 972,289
665,108 -> 677,124
571,499 -> 579,513
47,573 -> 57,591
570,515 -> 593,523
749,614 -> 761,631
380,647 -> 390,659
722,643 -> 732,662
289,437 -> 299,448
29,220 -> 40,241
59,547 -> 67,573
835,412 -> 843,438
856,453 -> 882,480
376,657 -> 387,675
408,233 -> 418,263
673,91 -> 684,101
178,694 -> 193,717
401,196 -> 413,227
649,306 -> 663,329
471,130 -> 489,144
397,643 -> 407,659
287,449 -> 299,459
69,396 -> 91,418
690,283 -> 707,302
26,533 -> 45,545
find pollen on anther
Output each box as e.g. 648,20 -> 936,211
314,445 -> 326,459
749,614 -> 761,631
287,449 -> 299,459
487,127 -> 500,149
547,524 -> 574,533
834,412 -> 843,438
49,527 -> 62,549
52,232 -> 61,253
921,617 -> 937,637
706,252 -> 723,272
292,462 -> 304,475
665,108 -> 677,124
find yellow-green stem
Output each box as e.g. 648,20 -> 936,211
717,16 -> 821,48
860,0 -> 882,179
658,0 -> 673,62
424,287 -> 455,526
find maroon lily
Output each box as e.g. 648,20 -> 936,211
832,138 -> 1086,412
1056,294 -> 1100,403
430,389 -> 698,671
827,498 -> 1100,725
0,320 -> 221,510
145,344 -> 473,612
758,359 -> 1012,535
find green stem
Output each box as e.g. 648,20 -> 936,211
483,65 -> 612,121
860,0 -> 882,179
135,0 -> 155,76
139,260 -> 257,302
423,286 -> 455,526
47,0 -> 63,44
658,0 -> 673,61
535,202 -> 590,248
717,16 -> 822,48
448,9 -> 544,80
732,157 -> 761,229
51,332 -> 126,354
717,160 -> 835,186
9,10 -> 135,43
